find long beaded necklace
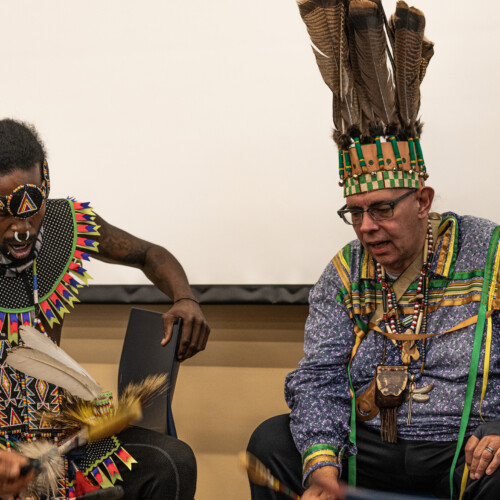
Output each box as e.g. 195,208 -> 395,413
32,259 -> 45,331
376,220 -> 434,362
376,220 -> 435,427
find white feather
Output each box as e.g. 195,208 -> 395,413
18,440 -> 63,497
6,326 -> 102,400
19,325 -> 90,377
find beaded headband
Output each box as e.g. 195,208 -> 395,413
298,0 -> 433,197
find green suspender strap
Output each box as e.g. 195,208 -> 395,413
347,365 -> 357,486
449,226 -> 500,499
347,317 -> 368,486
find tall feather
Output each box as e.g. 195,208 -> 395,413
366,0 -> 397,80
348,0 -> 397,133
392,1 -> 426,135
298,0 -> 360,133
6,325 -> 102,401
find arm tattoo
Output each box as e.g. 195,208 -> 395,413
95,215 -> 151,267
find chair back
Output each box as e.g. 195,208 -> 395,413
118,307 -> 181,437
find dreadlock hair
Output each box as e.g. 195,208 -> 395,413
0,119 -> 47,175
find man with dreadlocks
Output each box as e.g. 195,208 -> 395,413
247,1 -> 500,499
0,118 -> 209,498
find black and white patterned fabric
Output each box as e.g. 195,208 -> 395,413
0,199 -> 74,310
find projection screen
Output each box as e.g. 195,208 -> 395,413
1,1 -> 498,301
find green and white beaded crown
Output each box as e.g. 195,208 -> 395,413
340,135 -> 428,197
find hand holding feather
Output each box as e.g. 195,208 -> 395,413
17,402 -> 142,498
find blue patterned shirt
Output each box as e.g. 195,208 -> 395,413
285,213 -> 500,482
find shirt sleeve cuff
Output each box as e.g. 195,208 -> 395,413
302,444 -> 342,486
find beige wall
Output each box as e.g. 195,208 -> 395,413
61,304 -> 307,500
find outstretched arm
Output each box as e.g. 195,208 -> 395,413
93,214 -> 210,360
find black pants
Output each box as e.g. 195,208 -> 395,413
247,414 -> 500,500
113,427 -> 196,500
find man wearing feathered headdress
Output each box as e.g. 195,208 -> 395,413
0,118 -> 208,498
247,1 -> 500,499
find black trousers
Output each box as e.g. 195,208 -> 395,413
247,414 -> 500,500
113,427 -> 196,500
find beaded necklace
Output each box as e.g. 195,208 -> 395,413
376,220 -> 434,374
375,221 -> 435,427
31,259 -> 47,333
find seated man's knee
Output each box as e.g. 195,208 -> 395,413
171,438 -> 197,487
248,414 -> 292,461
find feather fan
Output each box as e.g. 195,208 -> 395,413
239,451 -> 273,488
18,403 -> 142,497
6,325 -> 102,400
239,452 -> 302,499
17,375 -> 166,497
39,374 -> 167,432
18,440 -> 64,497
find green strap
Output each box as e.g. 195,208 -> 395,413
448,226 -> 500,499
347,317 -> 368,486
348,366 -> 357,486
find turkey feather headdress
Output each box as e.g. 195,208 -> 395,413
297,0 -> 434,196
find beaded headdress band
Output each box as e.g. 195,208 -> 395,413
298,0 -> 433,197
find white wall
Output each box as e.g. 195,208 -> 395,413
1,1 -> 498,285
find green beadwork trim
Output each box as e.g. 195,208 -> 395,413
344,150 -> 352,176
414,136 -> 426,172
338,150 -> 345,179
353,138 -> 367,169
408,138 -> 417,170
389,136 -> 403,167
375,136 -> 385,167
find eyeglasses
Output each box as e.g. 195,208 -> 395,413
337,189 -> 417,226
0,161 -> 50,218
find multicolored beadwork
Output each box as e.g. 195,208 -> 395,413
376,220 -> 434,374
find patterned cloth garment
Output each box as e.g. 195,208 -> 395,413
0,199 -> 135,498
285,212 -> 500,482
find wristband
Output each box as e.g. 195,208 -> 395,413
174,297 -> 199,305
